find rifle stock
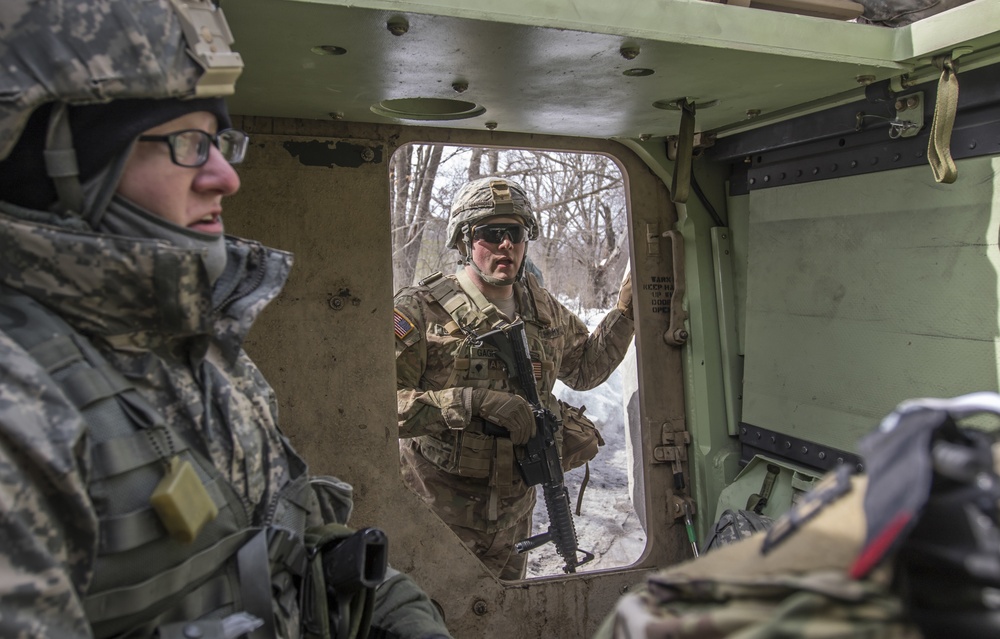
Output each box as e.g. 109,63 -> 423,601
474,320 -> 594,574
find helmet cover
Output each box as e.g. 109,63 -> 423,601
446,176 -> 539,250
0,0 -> 243,161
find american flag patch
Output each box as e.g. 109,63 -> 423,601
394,308 -> 415,340
532,360 -> 542,381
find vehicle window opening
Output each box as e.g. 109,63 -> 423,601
390,143 -> 645,578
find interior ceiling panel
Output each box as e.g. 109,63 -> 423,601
224,0 -> 1000,140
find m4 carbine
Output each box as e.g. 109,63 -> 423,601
474,320 -> 594,574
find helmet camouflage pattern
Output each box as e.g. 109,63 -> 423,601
446,176 -> 540,251
0,0 -> 243,161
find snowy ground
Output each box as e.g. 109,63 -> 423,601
526,309 -> 646,577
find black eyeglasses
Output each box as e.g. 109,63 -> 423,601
471,223 -> 528,245
137,128 -> 249,168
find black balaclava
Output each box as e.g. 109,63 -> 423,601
0,97 -> 233,283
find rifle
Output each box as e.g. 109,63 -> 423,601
473,319 -> 595,574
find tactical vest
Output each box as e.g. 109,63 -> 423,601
0,284 -> 313,639
421,270 -> 558,407
410,271 -> 564,524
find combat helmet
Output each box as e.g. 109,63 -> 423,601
0,0 -> 243,218
446,176 -> 540,282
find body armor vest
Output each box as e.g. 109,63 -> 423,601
0,283 -> 313,638
422,270 -> 558,410
412,271 -> 563,525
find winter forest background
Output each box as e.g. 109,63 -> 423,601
390,144 -> 645,577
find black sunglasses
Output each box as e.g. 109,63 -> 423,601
471,223 -> 528,245
137,128 -> 249,168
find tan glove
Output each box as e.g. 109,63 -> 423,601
471,388 -> 536,445
616,268 -> 633,319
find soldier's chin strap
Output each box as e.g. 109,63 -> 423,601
41,103 -> 128,228
43,103 -> 84,215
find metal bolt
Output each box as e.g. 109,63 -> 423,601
856,75 -> 876,86
746,109 -> 761,119
801,446 -> 809,455
472,599 -> 488,616
639,133 -> 652,141
741,427 -> 747,436
329,297 -> 344,310
818,451 -> 827,460
619,46 -> 641,60
906,96 -> 919,109
329,112 -> 345,120
387,17 -> 409,36
485,121 -> 498,131
895,99 -> 906,111
784,441 -> 792,449
452,81 -> 469,93
361,148 -> 375,162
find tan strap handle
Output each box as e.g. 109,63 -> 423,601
927,56 -> 960,184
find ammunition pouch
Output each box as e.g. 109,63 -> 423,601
557,400 -> 604,472
419,428 -> 494,479
301,523 -> 388,639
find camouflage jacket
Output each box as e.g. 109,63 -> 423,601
594,473 -> 923,639
394,269 -> 634,532
0,204 -> 310,637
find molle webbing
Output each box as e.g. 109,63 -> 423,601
0,284 -> 309,637
423,272 -> 488,329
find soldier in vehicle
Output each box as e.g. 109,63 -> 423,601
393,176 -> 635,579
595,392 -> 1000,639
0,2 -> 450,638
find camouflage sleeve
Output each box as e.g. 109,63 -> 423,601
370,569 -> 453,639
552,296 -> 635,392
394,292 -> 472,439
0,335 -> 97,639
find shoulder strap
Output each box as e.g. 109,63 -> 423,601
423,272 -> 490,332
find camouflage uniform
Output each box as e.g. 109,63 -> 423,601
0,206 -> 450,638
593,473 -> 920,639
395,269 -> 634,578
596,392 -> 1000,638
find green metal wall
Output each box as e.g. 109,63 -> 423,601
741,157 -> 1000,453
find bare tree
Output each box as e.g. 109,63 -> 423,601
390,144 -> 444,289
390,144 -> 628,309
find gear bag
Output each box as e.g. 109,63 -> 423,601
557,400 -> 604,472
